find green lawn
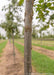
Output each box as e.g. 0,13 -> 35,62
0,41 -> 7,57
16,39 -> 54,51
15,42 -> 54,74
32,43 -> 54,51
15,39 -> 24,43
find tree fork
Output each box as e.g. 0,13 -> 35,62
24,0 -> 34,75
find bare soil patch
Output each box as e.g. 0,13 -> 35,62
0,41 -> 36,75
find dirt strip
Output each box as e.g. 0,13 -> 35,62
0,41 -> 36,75
32,42 -> 54,47
16,42 -> 54,60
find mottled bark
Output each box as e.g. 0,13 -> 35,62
24,0 -> 34,75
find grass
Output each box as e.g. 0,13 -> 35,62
15,42 -> 24,54
15,42 -> 54,74
0,41 -> 7,57
32,43 -> 54,51
16,39 -> 54,51
15,39 -> 24,43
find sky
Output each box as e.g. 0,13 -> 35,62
0,0 -> 9,36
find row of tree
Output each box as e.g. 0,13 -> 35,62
0,34 -> 6,39
0,0 -> 54,75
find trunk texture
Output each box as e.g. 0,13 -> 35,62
9,38 -> 11,43
12,33 -> 15,64
9,38 -> 11,49
24,0 -> 34,75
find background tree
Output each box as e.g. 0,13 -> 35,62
22,26 -> 24,36
34,0 -> 54,33
0,34 -> 2,39
32,25 -> 38,39
0,0 -> 22,64
0,33 -> 6,40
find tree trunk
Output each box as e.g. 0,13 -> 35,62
40,32 -> 42,46
24,0 -> 34,75
12,33 -> 15,64
9,38 -> 11,49
9,38 -> 11,44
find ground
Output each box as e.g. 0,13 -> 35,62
0,41 -> 35,75
0,40 -> 54,74
0,41 -> 24,75
16,41 -> 54,59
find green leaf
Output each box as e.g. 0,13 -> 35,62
18,0 -> 24,6
49,6 -> 54,10
41,2 -> 47,11
50,14 -> 54,20
47,3 -> 51,7
39,25 -> 49,32
39,0 -> 44,3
